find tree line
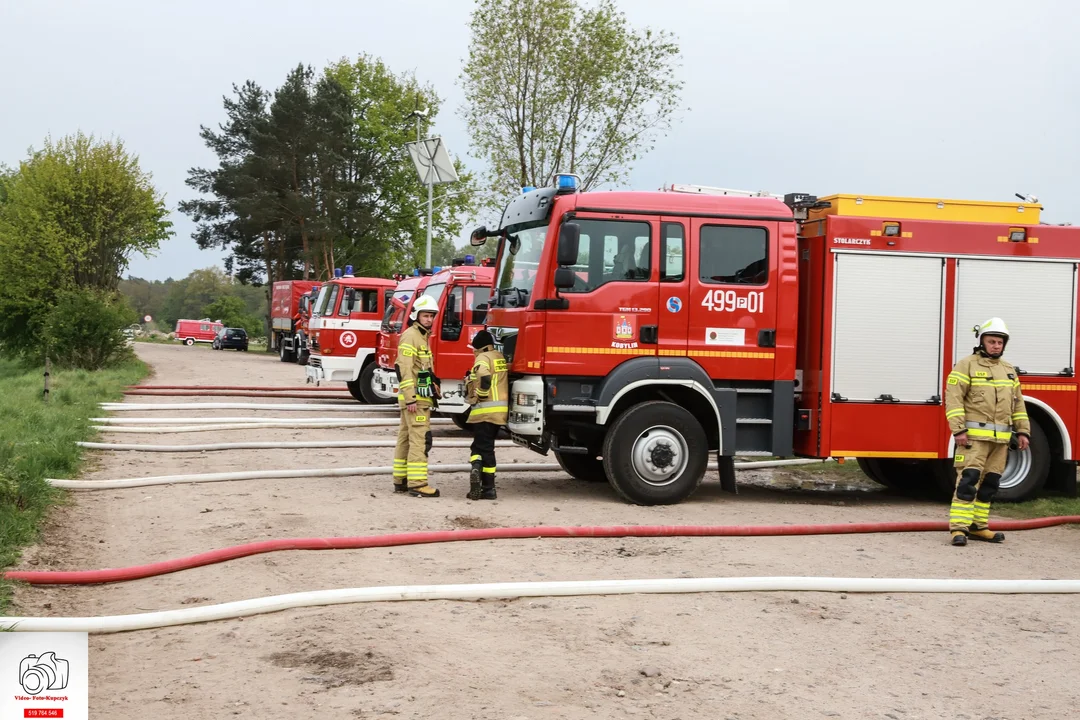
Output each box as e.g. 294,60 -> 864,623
0,0 -> 681,369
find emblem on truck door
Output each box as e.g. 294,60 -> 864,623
612,315 -> 639,349
666,297 -> 682,313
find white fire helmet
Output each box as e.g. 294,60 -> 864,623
410,294 -> 439,321
975,317 -> 1009,342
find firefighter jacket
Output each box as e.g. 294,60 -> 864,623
945,353 -> 1031,444
396,323 -> 435,407
465,347 -> 508,425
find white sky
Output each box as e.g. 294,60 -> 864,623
2,0 -> 1077,280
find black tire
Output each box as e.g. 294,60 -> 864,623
279,338 -> 295,363
452,407 -> 474,432
856,457 -> 893,487
556,452 -> 607,482
358,362 -> 394,405
602,401 -> 708,505
346,379 -> 367,403
184,337 -> 194,346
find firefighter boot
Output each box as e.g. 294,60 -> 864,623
478,472 -> 497,500
467,459 -> 483,500
393,459 -> 408,493
951,531 -> 968,547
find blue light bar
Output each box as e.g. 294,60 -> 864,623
464,254 -> 475,264
344,264 -> 353,276
555,174 -> 578,192
522,186 -> 536,194
433,266 -> 442,273
413,269 -> 419,276
333,268 -> 343,278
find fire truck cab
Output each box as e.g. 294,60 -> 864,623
305,267 -> 397,403
374,259 -> 495,427
474,175 -> 1079,505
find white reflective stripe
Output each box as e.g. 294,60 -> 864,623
965,421 -> 1011,433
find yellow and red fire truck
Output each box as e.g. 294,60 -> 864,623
472,175 -> 1078,505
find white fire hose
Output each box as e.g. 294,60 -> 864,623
100,402 -> 395,412
5,576 -> 1079,633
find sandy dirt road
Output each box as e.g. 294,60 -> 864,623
10,343 -> 1080,719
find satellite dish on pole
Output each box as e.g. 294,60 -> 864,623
404,136 -> 460,268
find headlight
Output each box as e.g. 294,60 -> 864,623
514,392 -> 537,408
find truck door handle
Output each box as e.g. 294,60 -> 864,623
640,325 -> 658,344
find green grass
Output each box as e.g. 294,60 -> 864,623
0,356 -> 147,610
994,496 -> 1080,520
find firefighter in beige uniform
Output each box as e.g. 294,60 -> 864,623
392,295 -> 441,497
464,330 -> 508,500
944,318 -> 1030,546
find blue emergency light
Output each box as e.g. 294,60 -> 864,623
464,254 -> 475,264
555,174 -> 578,192
344,265 -> 353,276
333,268 -> 343,278
522,186 -> 535,194
433,266 -> 442,273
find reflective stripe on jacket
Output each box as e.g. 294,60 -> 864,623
466,348 -> 508,425
396,323 -> 433,407
945,353 -> 1030,444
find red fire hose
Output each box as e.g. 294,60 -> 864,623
126,385 -> 348,392
124,390 -> 353,399
7,517 -> 1078,586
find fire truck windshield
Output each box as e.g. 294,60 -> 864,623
493,222 -> 546,307
313,284 -> 332,316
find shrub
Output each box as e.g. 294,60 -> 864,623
39,288 -> 137,370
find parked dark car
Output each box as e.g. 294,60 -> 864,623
213,327 -> 249,351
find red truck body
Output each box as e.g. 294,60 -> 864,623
175,318 -> 223,345
477,177 -> 1078,504
374,262 -> 495,422
305,273 -> 397,403
271,280 -> 321,363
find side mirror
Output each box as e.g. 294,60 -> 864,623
554,267 -> 576,290
342,288 -> 356,314
298,297 -> 309,314
557,223 -> 580,266
470,226 -> 489,247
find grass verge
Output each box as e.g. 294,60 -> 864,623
0,356 -> 147,610
994,496 -> 1080,520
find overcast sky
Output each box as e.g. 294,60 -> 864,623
2,0 -> 1077,281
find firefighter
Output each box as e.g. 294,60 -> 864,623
392,295 -> 442,497
464,330 -> 508,500
944,317 -> 1030,546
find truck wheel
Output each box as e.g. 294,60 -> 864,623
279,338 -> 295,363
602,401 -> 708,505
556,452 -> 606,482
995,420 -> 1050,502
184,338 -> 194,346
856,458 -> 895,487
346,379 -> 367,403
358,362 -> 394,405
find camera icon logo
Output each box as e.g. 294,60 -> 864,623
19,652 -> 69,696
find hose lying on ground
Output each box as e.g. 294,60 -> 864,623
78,439 -> 519,452
48,462 -> 566,489
100,402 -> 389,412
127,384 -> 346,391
92,415 -> 395,425
8,517 -> 1078,586
48,457 -> 836,490
125,390 -> 353,399
5,575 -> 1080,633
91,420 -> 441,433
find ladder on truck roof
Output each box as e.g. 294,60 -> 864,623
662,183 -> 784,200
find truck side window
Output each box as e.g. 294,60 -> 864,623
444,287 -> 463,327
661,223 -> 685,282
699,225 -> 768,285
325,285 -> 340,316
340,289 -> 378,316
466,286 -> 490,325
566,218 -> 652,293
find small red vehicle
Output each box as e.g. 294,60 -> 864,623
175,318 -> 223,346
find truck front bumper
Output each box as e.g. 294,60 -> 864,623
305,354 -> 360,384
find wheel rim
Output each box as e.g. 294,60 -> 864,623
630,425 -> 688,487
999,446 -> 1032,490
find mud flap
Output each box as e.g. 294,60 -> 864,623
718,453 -> 738,494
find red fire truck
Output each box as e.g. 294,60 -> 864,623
305,267 -> 397,403
374,259 -> 496,429
471,175 -> 1079,505
175,318 -> 223,346
271,280 -> 321,364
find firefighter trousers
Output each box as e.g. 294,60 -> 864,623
469,422 -> 499,483
393,404 -> 433,490
950,440 -> 1008,531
